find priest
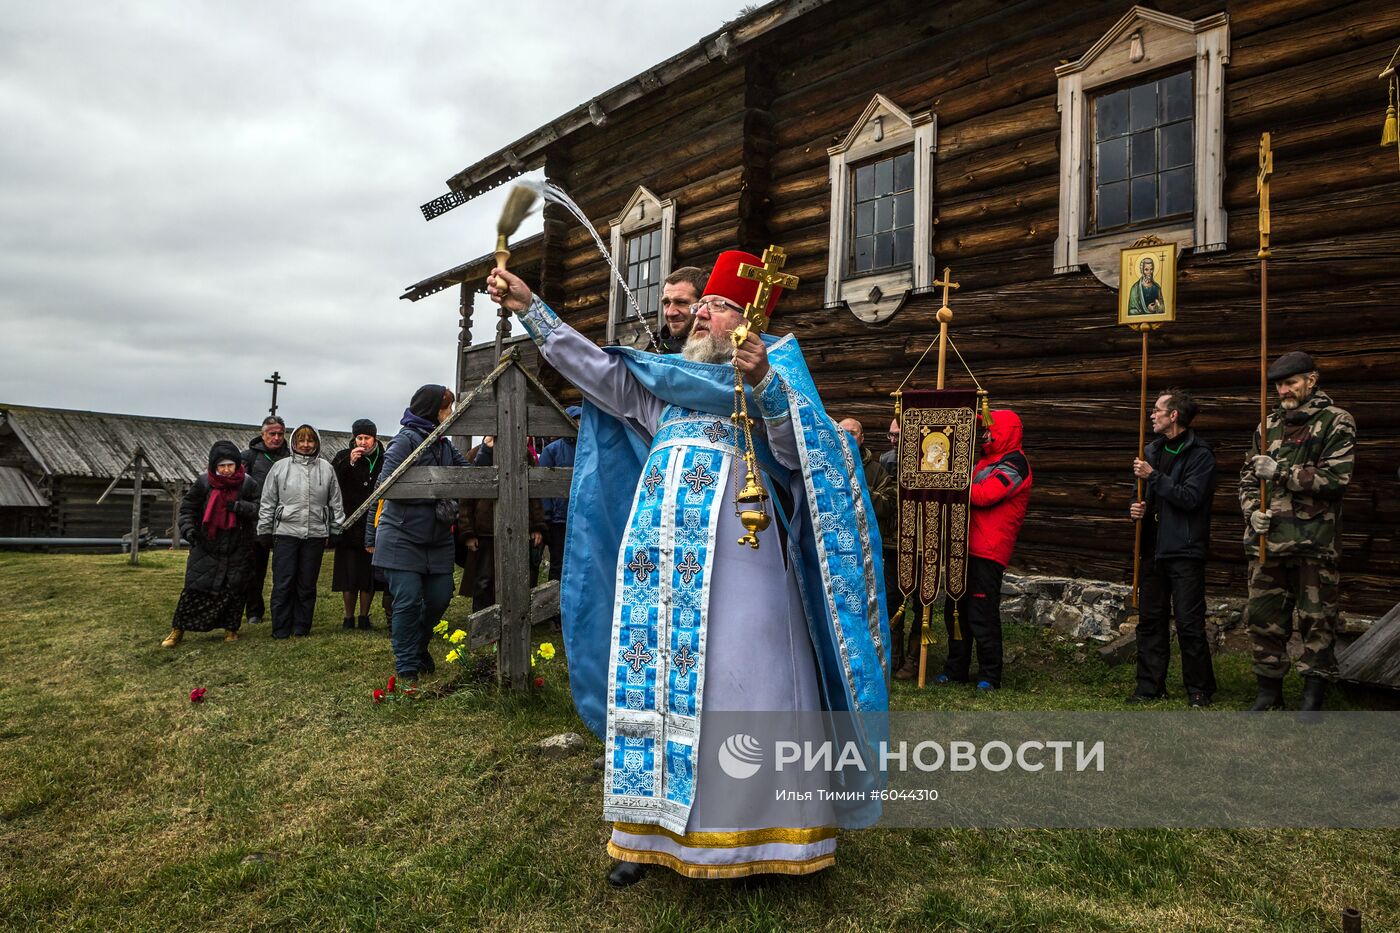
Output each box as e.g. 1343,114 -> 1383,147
487,249 -> 888,885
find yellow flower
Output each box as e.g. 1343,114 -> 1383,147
531,655 -> 537,667
445,648 -> 460,663
538,642 -> 556,660
433,620 -> 449,635
448,629 -> 467,645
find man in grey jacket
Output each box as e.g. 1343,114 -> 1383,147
258,424 -> 345,638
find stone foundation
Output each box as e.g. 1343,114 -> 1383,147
1000,572 -> 1249,641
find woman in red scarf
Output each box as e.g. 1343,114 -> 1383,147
161,441 -> 262,647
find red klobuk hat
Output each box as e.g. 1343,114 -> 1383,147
702,250 -> 786,321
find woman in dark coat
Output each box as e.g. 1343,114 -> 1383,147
331,418 -> 385,630
369,384 -> 468,683
162,440 -> 261,647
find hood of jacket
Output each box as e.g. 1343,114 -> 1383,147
981,409 -> 1024,460
289,424 -> 322,463
207,439 -> 244,472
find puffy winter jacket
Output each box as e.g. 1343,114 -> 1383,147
257,425 -> 345,539
241,435 -> 290,491
537,437 -> 575,525
370,423 -> 469,574
968,409 -> 1032,567
1141,429 -> 1216,561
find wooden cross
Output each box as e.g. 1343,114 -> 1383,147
1257,132 -> 1273,259
265,371 -> 286,418
932,267 -> 960,316
737,245 -> 800,332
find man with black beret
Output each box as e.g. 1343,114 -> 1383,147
1239,351 -> 1355,712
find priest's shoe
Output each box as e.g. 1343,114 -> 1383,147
607,861 -> 649,888
1247,675 -> 1284,711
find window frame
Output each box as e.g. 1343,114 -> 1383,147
826,94 -> 936,323
1053,7 -> 1229,288
606,186 -> 676,345
846,149 -> 918,277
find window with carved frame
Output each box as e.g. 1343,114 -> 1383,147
606,186 -> 675,345
617,227 -> 662,324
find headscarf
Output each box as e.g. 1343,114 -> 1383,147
202,440 -> 245,539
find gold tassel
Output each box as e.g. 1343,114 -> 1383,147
1384,80 -> 1399,148
952,605 -> 962,641
920,604 -> 936,646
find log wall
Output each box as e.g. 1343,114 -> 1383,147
533,0 -> 1400,613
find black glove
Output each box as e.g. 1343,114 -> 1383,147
257,534 -> 274,549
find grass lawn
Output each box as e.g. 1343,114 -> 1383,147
1,551 -> 1395,931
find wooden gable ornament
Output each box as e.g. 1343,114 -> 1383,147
827,93 -> 936,323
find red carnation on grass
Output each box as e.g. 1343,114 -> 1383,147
189,688 -> 207,704
534,676 -> 545,689
372,689 -> 385,704
386,675 -> 397,694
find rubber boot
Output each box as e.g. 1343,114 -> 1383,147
1247,675 -> 1284,711
161,628 -> 183,648
1298,675 -> 1329,714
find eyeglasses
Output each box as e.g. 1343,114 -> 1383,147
693,297 -> 744,316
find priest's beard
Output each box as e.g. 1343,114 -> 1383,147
682,329 -> 733,364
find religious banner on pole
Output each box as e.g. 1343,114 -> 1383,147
895,389 -> 979,608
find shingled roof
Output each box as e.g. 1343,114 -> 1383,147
0,404 -> 360,486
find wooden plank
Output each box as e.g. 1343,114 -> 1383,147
495,365 -> 532,691
129,450 -> 142,566
1338,603 -> 1400,686
382,465 -> 573,500
468,580 -> 562,650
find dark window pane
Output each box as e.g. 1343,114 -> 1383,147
855,201 -> 875,237
1096,89 -> 1129,139
1130,82 -> 1157,132
627,236 -> 639,263
1161,70 -> 1192,123
1131,175 -> 1157,222
1098,181 -> 1129,229
894,227 -> 913,266
1097,136 -> 1128,184
874,157 -> 894,197
650,257 -> 662,284
1131,131 -> 1156,176
874,231 -> 894,269
853,235 -> 873,273
894,151 -> 914,191
894,190 -> 913,228
855,163 -> 875,202
1161,166 -> 1193,216
875,196 -> 894,232
1160,120 -> 1192,170
627,264 -> 638,289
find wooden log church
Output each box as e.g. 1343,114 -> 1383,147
404,0 -> 1400,614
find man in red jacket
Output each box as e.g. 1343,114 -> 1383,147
938,409 -> 1032,690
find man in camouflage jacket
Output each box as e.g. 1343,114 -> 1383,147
1239,351 -> 1355,712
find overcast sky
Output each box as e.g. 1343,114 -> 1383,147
0,1 -> 744,434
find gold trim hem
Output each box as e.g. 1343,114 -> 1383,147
611,822 -> 837,849
607,841 -> 835,879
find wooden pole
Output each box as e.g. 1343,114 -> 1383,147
129,451 -> 143,566
1341,906 -> 1362,932
495,363 -> 531,692
919,271 -> 958,689
1256,133 -> 1273,567
1132,329 -> 1148,608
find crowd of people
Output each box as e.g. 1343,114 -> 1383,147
159,388 -> 575,685
163,255 -> 1355,723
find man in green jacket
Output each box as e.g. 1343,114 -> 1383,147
1240,352 -> 1355,712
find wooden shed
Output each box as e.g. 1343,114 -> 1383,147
0,404 -> 358,543
406,0 -> 1400,615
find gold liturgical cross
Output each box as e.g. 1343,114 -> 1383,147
1256,132 -> 1273,259
931,267 -> 960,322
737,246 -> 800,332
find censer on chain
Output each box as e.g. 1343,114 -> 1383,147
730,317 -> 771,549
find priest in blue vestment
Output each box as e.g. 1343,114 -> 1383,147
487,249 -> 888,886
